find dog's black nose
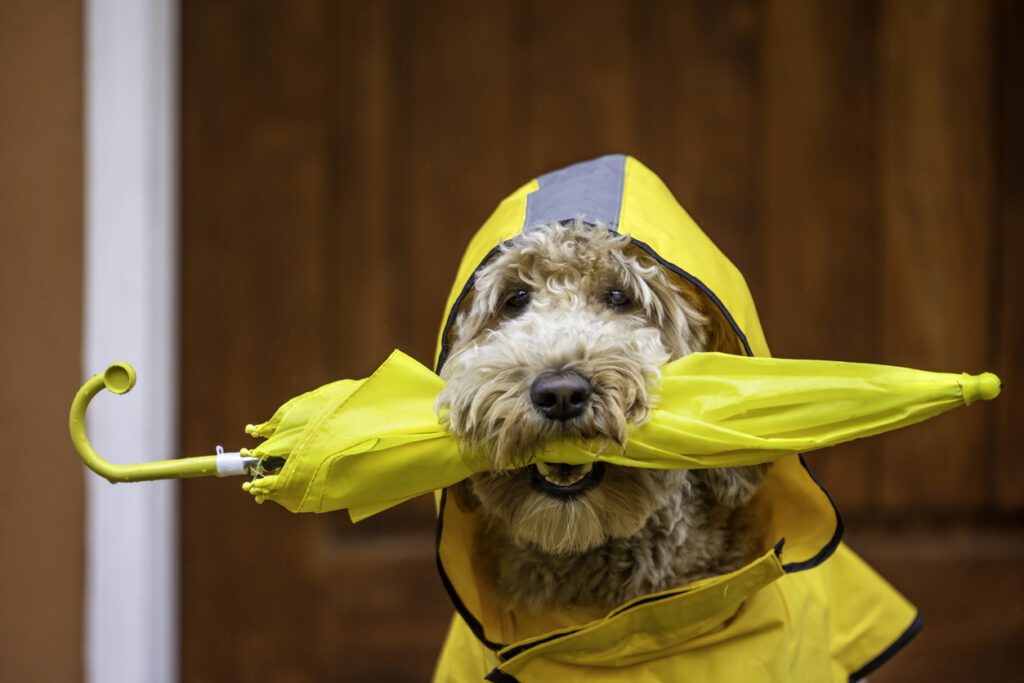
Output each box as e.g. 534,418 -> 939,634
530,370 -> 591,421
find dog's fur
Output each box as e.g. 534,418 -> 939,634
436,221 -> 768,614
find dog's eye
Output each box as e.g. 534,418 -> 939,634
505,289 -> 531,310
605,289 -> 631,308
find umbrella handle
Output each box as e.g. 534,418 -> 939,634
69,362 -> 257,482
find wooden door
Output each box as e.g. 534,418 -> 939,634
180,1 -> 1024,680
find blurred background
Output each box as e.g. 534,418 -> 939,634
2,0 -> 1022,681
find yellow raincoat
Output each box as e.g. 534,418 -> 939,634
426,155 -> 924,682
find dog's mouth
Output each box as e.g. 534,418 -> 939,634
529,461 -> 605,499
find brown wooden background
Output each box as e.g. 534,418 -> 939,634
180,1 -> 1024,681
0,1 -> 84,681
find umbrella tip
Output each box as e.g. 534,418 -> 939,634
976,373 -> 1002,402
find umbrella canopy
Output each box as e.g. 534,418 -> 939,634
242,349 -> 999,521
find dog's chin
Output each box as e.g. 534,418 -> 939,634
469,461 -> 687,556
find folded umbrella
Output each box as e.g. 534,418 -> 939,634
236,349 -> 1001,520
70,350 -> 1000,522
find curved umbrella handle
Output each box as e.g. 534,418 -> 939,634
69,362 -> 257,482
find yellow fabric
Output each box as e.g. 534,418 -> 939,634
244,349 -> 998,524
432,544 -> 918,682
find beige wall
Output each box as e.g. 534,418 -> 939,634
0,1 -> 84,681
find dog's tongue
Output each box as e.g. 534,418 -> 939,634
536,461 -> 593,486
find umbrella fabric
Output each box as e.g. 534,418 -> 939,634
242,348 -> 999,520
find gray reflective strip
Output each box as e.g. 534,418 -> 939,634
523,154 -> 627,232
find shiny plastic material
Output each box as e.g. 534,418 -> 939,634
69,363 -> 257,482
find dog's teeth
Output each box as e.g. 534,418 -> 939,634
536,462 -> 556,478
537,461 -> 593,486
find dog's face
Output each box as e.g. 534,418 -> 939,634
437,221 -> 746,555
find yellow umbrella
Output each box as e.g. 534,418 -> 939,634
245,350 -> 1000,520
70,348 -> 1000,522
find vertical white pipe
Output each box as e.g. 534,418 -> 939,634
84,1 -> 178,681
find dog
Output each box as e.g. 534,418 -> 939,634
436,219 -> 769,615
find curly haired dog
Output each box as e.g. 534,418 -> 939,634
436,220 -> 769,615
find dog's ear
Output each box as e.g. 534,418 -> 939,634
669,275 -> 745,355
700,298 -> 744,354
692,463 -> 770,508
637,254 -> 744,356
445,285 -> 492,356
449,478 -> 480,512
445,287 -> 475,351
445,264 -> 518,357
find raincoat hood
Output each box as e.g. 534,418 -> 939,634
430,155 -> 921,682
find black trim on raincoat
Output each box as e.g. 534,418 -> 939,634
848,613 -> 924,682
